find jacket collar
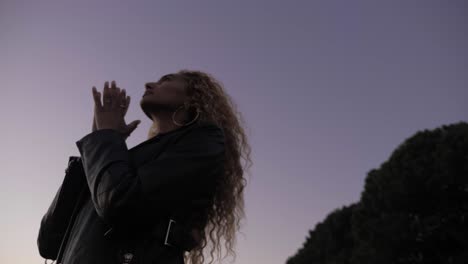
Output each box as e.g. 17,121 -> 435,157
129,121 -> 198,152
128,121 -> 201,167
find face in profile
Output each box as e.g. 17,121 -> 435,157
140,74 -> 188,115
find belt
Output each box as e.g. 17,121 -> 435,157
103,216 -> 198,253
148,216 -> 197,252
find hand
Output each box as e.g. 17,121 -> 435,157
91,81 -> 130,133
92,80 -> 141,140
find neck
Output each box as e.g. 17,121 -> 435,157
148,110 -> 189,138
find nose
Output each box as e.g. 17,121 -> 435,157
145,83 -> 154,91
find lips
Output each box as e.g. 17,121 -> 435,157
143,91 -> 153,96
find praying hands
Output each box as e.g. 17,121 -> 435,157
91,80 -> 141,139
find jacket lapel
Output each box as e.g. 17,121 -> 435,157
129,135 -> 174,168
128,123 -> 199,168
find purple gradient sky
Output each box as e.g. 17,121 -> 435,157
1,1 -> 467,263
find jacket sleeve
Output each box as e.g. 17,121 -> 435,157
75,123 -> 225,230
37,156 -> 87,260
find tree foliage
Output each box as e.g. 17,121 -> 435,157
286,122 -> 468,264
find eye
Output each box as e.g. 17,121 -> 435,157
159,74 -> 174,83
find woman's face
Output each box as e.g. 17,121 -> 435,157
140,74 -> 188,113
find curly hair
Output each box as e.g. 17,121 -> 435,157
147,69 -> 253,264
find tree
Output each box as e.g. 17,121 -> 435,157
286,204 -> 356,264
351,122 -> 468,263
287,121 -> 468,264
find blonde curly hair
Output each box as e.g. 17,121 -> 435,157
147,70 -> 253,264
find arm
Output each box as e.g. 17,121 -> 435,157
37,156 -> 87,259
75,123 -> 225,231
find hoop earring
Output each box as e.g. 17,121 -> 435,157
172,105 -> 200,126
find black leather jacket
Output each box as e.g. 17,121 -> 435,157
37,121 -> 225,264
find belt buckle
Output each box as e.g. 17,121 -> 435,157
164,218 -> 176,247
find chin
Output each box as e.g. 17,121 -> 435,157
139,98 -> 151,111
140,96 -> 153,106
140,96 -> 162,110
140,101 -> 153,121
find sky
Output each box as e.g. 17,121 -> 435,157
1,0 -> 467,263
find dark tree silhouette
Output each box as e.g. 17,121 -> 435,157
352,122 -> 468,263
287,122 -> 468,264
285,204 -> 356,264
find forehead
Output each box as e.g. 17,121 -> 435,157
158,73 -> 186,85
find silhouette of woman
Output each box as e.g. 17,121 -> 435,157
38,70 -> 252,264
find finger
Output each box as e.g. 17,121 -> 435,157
110,81 -> 118,109
124,95 -> 130,116
121,87 -> 126,97
119,88 -> 128,115
92,86 -> 103,110
111,80 -> 120,107
119,87 -> 126,105
113,83 -> 123,110
103,81 -> 111,109
111,80 -> 117,91
115,81 -> 121,93
114,86 -> 124,110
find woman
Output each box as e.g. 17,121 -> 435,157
37,70 -> 252,264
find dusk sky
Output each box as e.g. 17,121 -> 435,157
1,1 -> 467,263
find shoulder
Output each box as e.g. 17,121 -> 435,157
185,121 -> 224,139
194,120 -> 223,131
172,121 -> 225,150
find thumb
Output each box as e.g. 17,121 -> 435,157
126,120 -> 141,134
